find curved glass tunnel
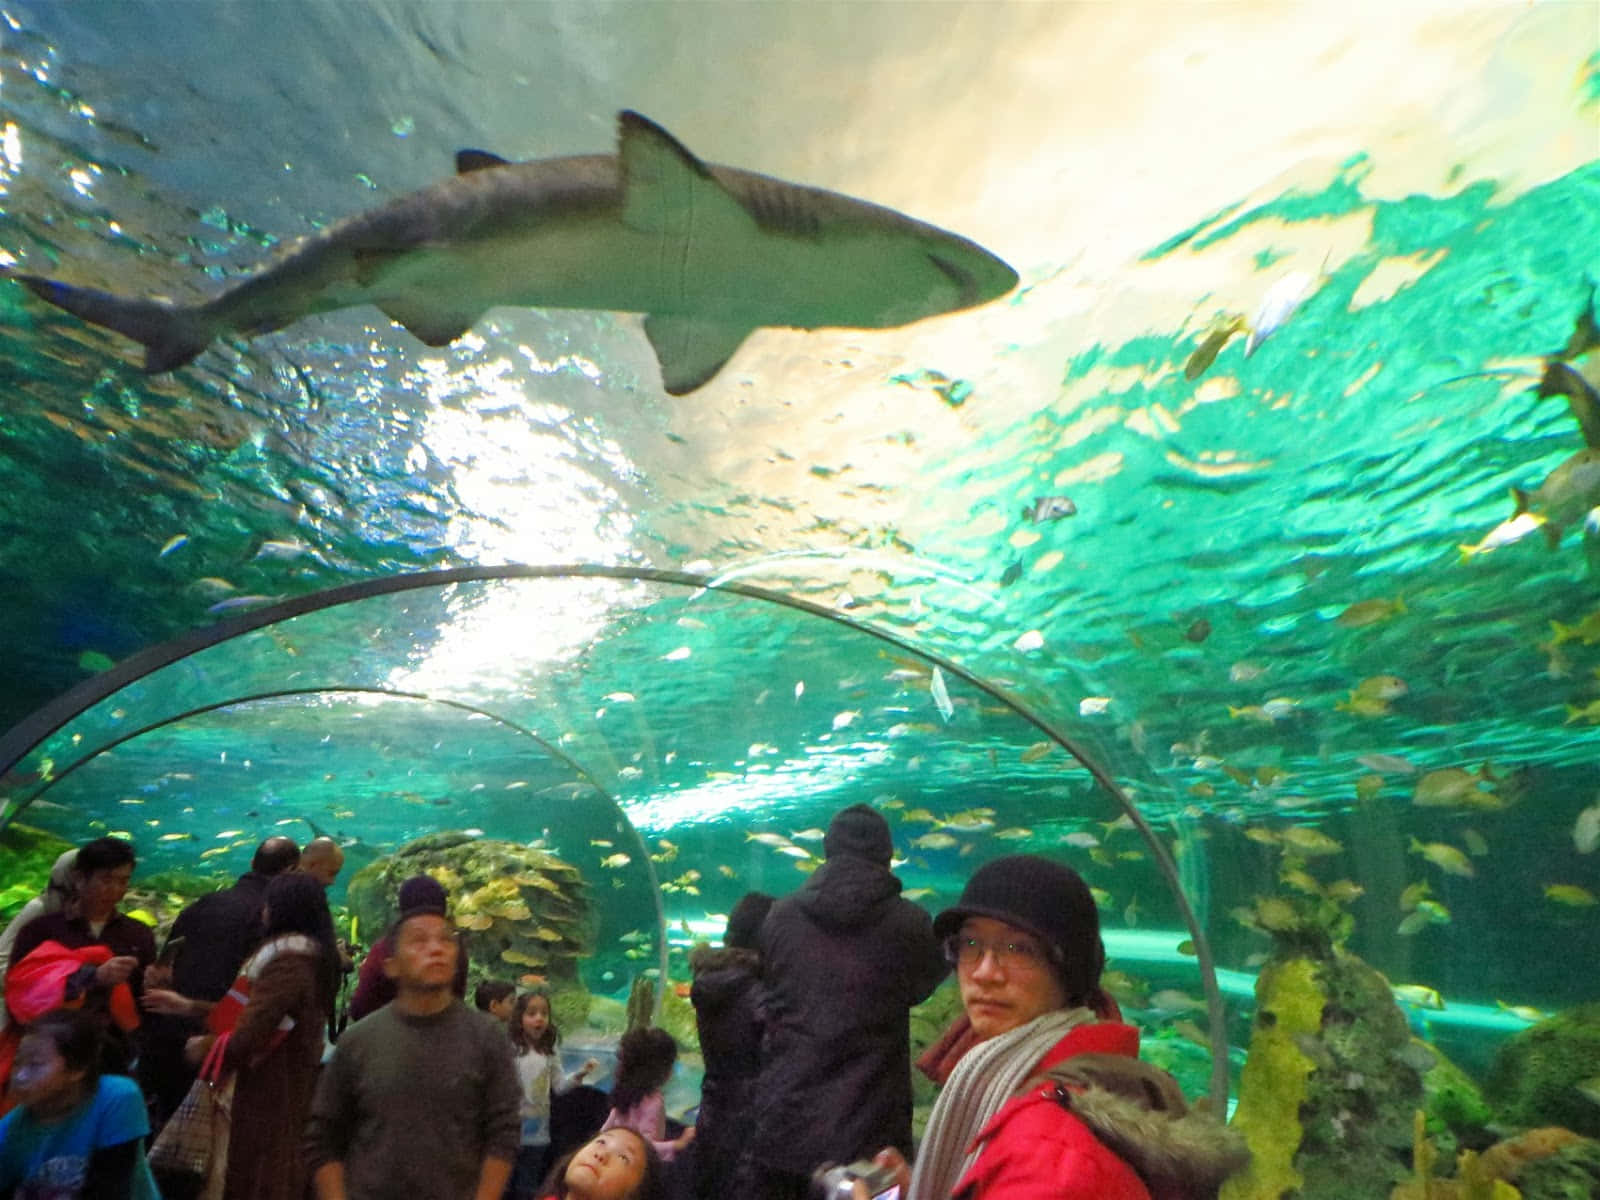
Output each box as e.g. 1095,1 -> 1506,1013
2,568 -> 1236,1102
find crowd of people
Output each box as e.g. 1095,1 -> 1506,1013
0,805 -> 1247,1200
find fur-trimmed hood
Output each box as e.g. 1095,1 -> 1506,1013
688,943 -> 760,977
1039,1054 -> 1249,1200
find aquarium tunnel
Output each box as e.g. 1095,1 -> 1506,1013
2,0 -> 1599,1184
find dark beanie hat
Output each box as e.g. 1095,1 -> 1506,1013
933,855 -> 1105,1005
396,873 -> 448,918
725,891 -> 776,951
823,803 -> 893,865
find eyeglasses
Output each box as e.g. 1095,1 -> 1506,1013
943,933 -> 1055,972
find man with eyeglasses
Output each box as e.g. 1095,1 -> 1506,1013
857,854 -> 1247,1200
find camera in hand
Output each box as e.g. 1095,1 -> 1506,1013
810,1160 -> 901,1200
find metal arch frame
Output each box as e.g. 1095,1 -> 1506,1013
0,563 -> 1231,1109
1,685 -> 670,1000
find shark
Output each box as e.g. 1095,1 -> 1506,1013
8,110 -> 1018,394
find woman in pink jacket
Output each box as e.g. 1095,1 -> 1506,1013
862,856 -> 1247,1200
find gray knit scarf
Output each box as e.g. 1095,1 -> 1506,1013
908,1007 -> 1093,1200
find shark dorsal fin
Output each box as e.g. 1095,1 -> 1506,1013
617,110 -> 752,238
456,149 -> 511,175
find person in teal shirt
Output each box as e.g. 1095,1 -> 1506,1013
0,1007 -> 159,1199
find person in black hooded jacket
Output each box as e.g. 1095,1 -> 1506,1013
748,804 -> 948,1200
688,890 -> 774,1199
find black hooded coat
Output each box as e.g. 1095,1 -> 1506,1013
749,854 -> 948,1175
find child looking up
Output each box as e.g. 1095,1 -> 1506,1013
0,1007 -> 160,1198
537,1127 -> 665,1200
508,990 -> 599,1200
599,1027 -> 694,1163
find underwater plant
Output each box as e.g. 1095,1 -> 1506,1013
345,831 -> 594,989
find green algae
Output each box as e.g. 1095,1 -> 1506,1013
0,823 -> 73,920
1485,1003 -> 1600,1137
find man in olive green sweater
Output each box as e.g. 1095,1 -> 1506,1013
305,904 -> 519,1200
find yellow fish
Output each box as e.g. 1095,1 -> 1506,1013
1409,838 -> 1474,878
1336,596 -> 1406,629
1543,883 -> 1597,907
1335,692 -> 1392,718
1412,764 -> 1500,809
1564,700 -> 1600,725
599,853 -> 632,869
1391,983 -> 1445,1010
1279,827 -> 1343,857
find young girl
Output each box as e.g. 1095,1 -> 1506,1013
0,1007 -> 160,1199
538,1127 -> 665,1200
599,1027 -> 694,1163
509,989 -> 600,1200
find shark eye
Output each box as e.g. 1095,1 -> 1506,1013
927,253 -> 979,308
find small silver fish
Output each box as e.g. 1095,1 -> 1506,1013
1022,495 -> 1077,524
930,667 -> 954,723
1244,269 -> 1314,356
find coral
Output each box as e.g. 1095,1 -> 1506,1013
1512,1138 -> 1600,1200
625,974 -> 655,1032
657,982 -> 699,1051
346,832 -> 593,987
1222,956 -> 1322,1199
0,824 -> 74,920
1225,948 -> 1426,1199
1392,1111 -> 1523,1200
1424,1044 -> 1496,1153
1485,1005 -> 1600,1137
1479,1128 -> 1588,1183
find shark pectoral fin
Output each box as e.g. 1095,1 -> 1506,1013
644,315 -> 754,394
1539,361 -> 1600,450
376,299 -> 483,347
617,111 -> 754,238
456,149 -> 511,175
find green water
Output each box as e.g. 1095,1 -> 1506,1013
1,2 -> 1599,1110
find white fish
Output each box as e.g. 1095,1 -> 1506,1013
1022,495 -> 1076,524
1014,630 -> 1045,653
1079,696 -> 1111,716
1244,269 -> 1314,356
14,111 -> 1017,394
930,667 -> 954,723
1356,753 -> 1418,776
207,594 -> 280,615
1458,510 -> 1547,559
1575,800 -> 1600,855
832,710 -> 860,731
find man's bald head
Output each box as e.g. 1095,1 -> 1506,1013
300,836 -> 345,888
251,836 -> 302,877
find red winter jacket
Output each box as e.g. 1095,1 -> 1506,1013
953,1022 -> 1151,1200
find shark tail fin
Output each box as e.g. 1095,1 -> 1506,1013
14,275 -> 213,373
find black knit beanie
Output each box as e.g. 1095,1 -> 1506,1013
823,803 -> 894,865
933,854 -> 1106,1005
396,873 -> 448,918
